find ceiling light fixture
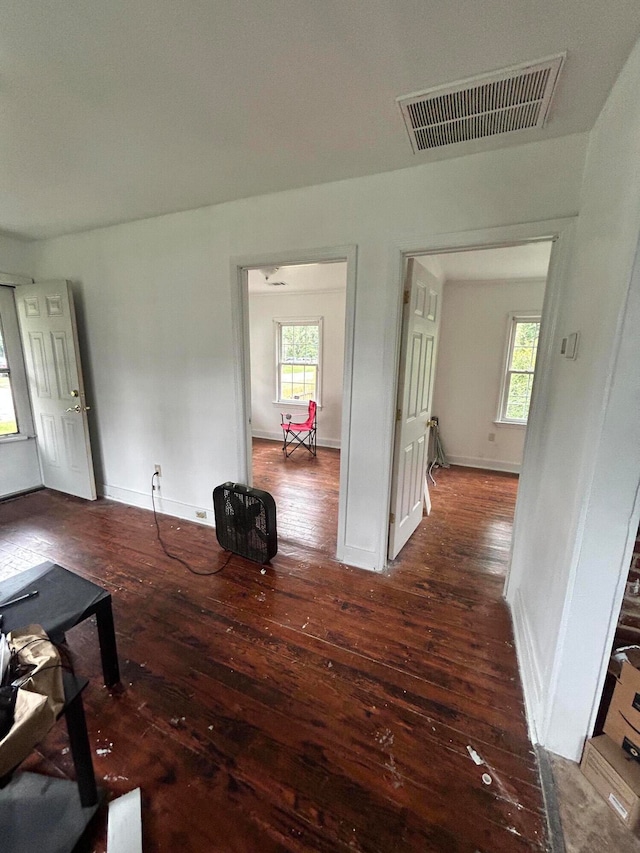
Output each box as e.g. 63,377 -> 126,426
259,266 -> 280,281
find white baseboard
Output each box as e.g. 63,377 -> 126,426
510,589 -> 543,746
337,544 -> 380,572
446,455 -> 521,474
100,483 -> 215,527
252,429 -> 341,449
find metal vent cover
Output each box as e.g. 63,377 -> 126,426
397,54 -> 565,152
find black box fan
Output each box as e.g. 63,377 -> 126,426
213,482 -> 277,564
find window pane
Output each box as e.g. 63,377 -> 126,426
514,322 -> 538,347
511,346 -> 535,371
281,344 -> 292,363
0,374 -> 18,435
506,372 -> 534,421
279,364 -> 316,401
510,322 -> 539,371
281,324 -> 319,364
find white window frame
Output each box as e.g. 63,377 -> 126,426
0,286 -> 34,441
274,317 -> 323,406
496,312 -> 541,426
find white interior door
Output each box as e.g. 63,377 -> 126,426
388,258 -> 440,559
15,280 -> 97,500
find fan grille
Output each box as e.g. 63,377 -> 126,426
213,483 -> 277,564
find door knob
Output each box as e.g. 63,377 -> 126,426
65,404 -> 91,413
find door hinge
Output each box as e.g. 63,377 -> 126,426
396,408 -> 401,422
389,512 -> 395,525
403,289 -> 410,305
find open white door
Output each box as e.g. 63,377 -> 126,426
15,280 -> 97,500
388,258 -> 441,559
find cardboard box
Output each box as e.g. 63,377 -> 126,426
620,654 -> 640,692
581,735 -> 640,830
611,646 -> 640,681
604,658 -> 640,762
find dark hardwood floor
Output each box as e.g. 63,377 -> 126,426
252,438 -> 340,556
0,449 -> 547,852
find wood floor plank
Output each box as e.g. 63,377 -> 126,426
0,452 -> 547,851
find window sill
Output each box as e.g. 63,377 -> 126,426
493,420 -> 527,429
273,400 -> 321,409
0,434 -> 34,444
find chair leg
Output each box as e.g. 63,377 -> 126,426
282,427 -> 316,458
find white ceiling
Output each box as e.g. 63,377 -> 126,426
427,241 -> 553,282
248,262 -> 347,295
2,1 -> 640,240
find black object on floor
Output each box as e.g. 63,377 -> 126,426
213,482 -> 277,564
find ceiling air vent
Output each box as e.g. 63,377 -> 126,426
397,54 -> 565,153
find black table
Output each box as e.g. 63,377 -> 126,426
0,672 -> 104,852
0,561 -> 120,687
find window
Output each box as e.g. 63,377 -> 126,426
0,312 -> 19,436
0,286 -> 33,439
275,318 -> 322,404
497,314 -> 541,424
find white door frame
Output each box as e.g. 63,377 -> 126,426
382,218 -> 577,575
230,245 -> 357,562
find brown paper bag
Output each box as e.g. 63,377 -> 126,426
8,625 -> 65,717
0,625 -> 65,778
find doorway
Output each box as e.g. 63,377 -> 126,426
389,239 -> 554,565
234,250 -> 355,560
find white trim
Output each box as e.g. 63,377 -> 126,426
492,421 -> 526,430
444,456 -> 521,474
505,221 -> 576,602
383,218 -> 576,575
230,263 -> 252,485
230,244 -> 357,565
0,484 -> 43,500
101,483 -> 215,527
510,589 -> 543,746
271,400 -> 317,408
252,428 -> 340,449
252,287 -> 346,297
0,273 -> 34,287
339,544 -> 381,573
537,226 -> 640,760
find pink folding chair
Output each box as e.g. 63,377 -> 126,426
280,400 -> 317,458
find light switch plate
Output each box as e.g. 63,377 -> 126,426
565,331 -> 579,359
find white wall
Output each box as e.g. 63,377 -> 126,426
507,37 -> 640,759
249,289 -> 346,447
0,233 -> 33,279
0,234 -> 41,498
29,132 -> 587,566
14,33 -> 640,761
432,278 -> 546,472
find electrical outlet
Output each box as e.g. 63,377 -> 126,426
154,465 -> 162,476
195,510 -> 207,519
488,433 -> 495,442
